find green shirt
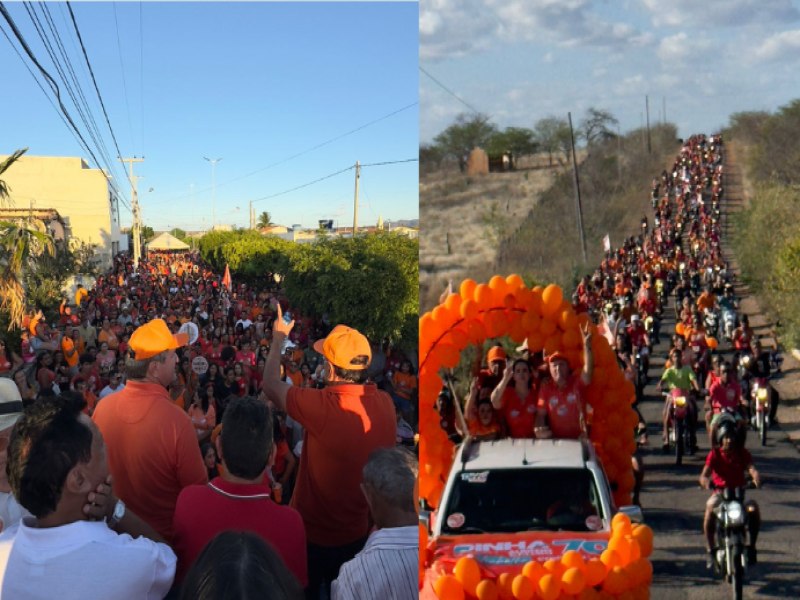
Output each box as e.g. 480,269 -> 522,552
660,365 -> 696,390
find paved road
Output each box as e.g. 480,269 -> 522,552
639,303 -> 800,599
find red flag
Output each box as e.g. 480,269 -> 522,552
222,264 -> 232,292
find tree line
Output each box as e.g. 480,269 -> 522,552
420,108 -> 619,173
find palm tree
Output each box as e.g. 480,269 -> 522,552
0,148 -> 55,329
257,211 -> 274,229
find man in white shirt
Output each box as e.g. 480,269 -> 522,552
0,395 -> 176,598
98,371 -> 126,399
332,447 -> 418,600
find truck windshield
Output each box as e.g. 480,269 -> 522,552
441,468 -> 604,534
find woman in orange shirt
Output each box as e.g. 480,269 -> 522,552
462,377 -> 501,440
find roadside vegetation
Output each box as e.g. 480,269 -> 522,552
726,100 -> 800,348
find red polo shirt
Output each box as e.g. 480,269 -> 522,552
172,477 -> 307,586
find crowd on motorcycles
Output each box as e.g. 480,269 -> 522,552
436,134 -> 774,588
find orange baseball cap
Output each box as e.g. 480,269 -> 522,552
546,351 -> 570,364
129,318 -> 188,360
313,325 -> 371,370
486,346 -> 507,364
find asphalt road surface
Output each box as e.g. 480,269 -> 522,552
638,305 -> 800,599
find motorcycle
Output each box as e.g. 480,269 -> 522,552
665,388 -> 694,466
750,378 -> 770,446
710,485 -> 753,600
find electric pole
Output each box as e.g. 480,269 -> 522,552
120,156 -> 144,268
567,113 -> 587,263
352,160 -> 360,236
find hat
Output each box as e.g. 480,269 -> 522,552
129,318 -> 188,360
631,314 -> 640,322
486,346 -> 507,364
0,379 -> 24,431
313,325 -> 371,370
546,351 -> 570,365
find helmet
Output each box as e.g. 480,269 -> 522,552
716,422 -> 737,444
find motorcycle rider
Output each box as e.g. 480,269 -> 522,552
704,362 -> 746,436
700,422 -> 762,570
658,347 -> 700,452
746,339 -> 780,425
626,314 -> 651,375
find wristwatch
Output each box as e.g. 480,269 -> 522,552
107,499 -> 126,528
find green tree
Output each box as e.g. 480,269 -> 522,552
257,211 -> 274,228
141,225 -> 155,243
534,116 -> 571,166
433,113 -> 497,166
169,228 -> 189,242
283,233 -> 418,346
487,127 -> 538,168
0,148 -> 56,329
580,108 -> 619,147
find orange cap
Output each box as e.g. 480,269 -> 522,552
546,351 -> 569,365
486,346 -> 506,364
313,325 -> 371,370
129,319 -> 188,360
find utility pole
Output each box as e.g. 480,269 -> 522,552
352,160 -> 360,237
120,156 -> 144,268
567,113 -> 587,263
249,200 -> 255,230
203,157 -> 222,229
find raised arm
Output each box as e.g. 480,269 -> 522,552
262,304 -> 294,413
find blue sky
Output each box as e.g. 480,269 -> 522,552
420,0 -> 800,143
1,2 -> 418,231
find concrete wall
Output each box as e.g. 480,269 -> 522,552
0,155 -> 124,270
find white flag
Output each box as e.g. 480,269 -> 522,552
602,234 -> 611,253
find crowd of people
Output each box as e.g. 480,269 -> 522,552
0,250 -> 419,599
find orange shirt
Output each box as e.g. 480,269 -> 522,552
467,417 -> 501,439
286,383 -> 395,546
392,371 -> 417,400
98,329 -> 119,351
537,376 -> 586,439
697,292 -> 716,312
61,336 -> 79,368
93,380 -> 208,542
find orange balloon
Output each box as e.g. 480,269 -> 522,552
675,322 -> 685,336
578,587 -> 601,600
522,560 -> 546,582
608,536 -> 631,565
542,284 -> 564,317
562,327 -> 582,349
601,566 -> 628,595
611,512 -> 632,534
560,550 -> 585,571
434,574 -> 465,600
460,279 -> 477,301
543,333 -> 562,356
600,549 -> 621,570
489,274 -> 508,291
540,317 -> 557,337
561,567 -> 586,595
496,572 -> 515,600
503,293 -> 517,309
631,525 -> 654,558
526,332 -> 546,353
461,299 -> 479,320
522,311 -> 541,333
543,559 -> 564,579
584,558 -> 607,586
706,336 -> 718,349
511,574 -> 534,600
506,273 -> 525,290
476,579 -> 499,600
627,537 -> 642,562
559,308 -> 578,331
536,573 -> 561,600
445,293 -> 462,314
453,557 -> 482,596
474,283 -> 493,307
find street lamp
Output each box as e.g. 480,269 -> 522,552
203,157 -> 222,229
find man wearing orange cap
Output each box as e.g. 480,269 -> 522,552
476,344 -> 507,392
535,323 -> 593,439
262,306 -> 395,600
93,319 -> 207,542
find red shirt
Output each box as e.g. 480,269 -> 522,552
709,380 -> 741,413
500,386 -> 537,438
537,376 -> 586,439
172,477 -> 307,586
706,447 -> 752,489
286,383 -> 395,546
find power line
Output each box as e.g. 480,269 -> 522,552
161,101 -> 418,203
251,165 -> 355,204
66,2 -> 132,193
419,65 -> 484,115
360,158 -> 418,168
112,3 -> 135,153
0,3 -> 132,213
